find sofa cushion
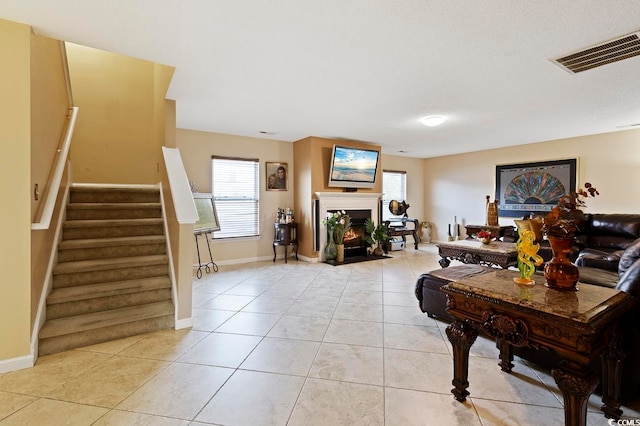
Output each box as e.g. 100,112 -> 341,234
576,266 -> 619,288
619,238 -> 640,278
587,214 -> 640,251
617,258 -> 640,298
575,248 -> 623,272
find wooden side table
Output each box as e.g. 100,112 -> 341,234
273,222 -> 298,263
384,218 -> 420,250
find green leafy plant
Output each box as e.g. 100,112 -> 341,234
364,218 -> 389,253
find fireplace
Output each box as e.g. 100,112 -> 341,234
329,209 -> 371,257
314,192 -> 382,262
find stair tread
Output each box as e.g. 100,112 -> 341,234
63,218 -> 163,228
54,255 -> 168,275
40,301 -> 174,339
48,276 -> 171,304
43,184 -> 171,354
71,185 -> 159,193
59,235 -> 166,250
67,202 -> 161,209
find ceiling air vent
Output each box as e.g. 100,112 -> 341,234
553,31 -> 640,73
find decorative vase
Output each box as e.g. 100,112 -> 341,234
324,229 -> 337,261
480,237 -> 491,245
373,246 -> 384,256
544,235 -> 579,291
486,198 -> 499,226
336,244 -> 345,262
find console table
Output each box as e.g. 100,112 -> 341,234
384,218 -> 419,250
442,270 -> 636,426
464,224 -> 515,241
437,240 -> 517,269
273,222 -> 298,263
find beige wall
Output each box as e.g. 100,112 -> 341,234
66,43 -> 173,184
165,100 -> 176,148
381,154 -> 426,224
176,129 -> 294,263
424,129 -> 640,241
293,136 -> 383,258
0,19 -> 32,359
292,138 -> 313,258
30,35 -> 69,221
29,33 -> 70,330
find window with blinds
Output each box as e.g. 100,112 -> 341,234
211,156 -> 260,239
382,170 -> 407,221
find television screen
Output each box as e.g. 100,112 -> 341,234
328,145 -> 379,189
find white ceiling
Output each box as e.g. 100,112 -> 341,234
3,1 -> 640,158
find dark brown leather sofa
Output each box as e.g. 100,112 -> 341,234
415,237 -> 640,402
503,213 -> 640,272
575,214 -> 640,272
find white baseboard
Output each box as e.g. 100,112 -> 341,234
297,254 -> 317,263
0,354 -> 34,374
175,317 -> 194,330
209,254 -> 316,266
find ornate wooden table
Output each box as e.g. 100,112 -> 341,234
441,270 -> 636,426
437,240 -> 518,269
464,224 -> 515,241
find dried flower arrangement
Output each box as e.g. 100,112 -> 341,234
542,182 -> 599,238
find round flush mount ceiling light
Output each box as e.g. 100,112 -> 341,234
421,115 -> 446,127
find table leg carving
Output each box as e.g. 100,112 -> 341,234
439,257 -> 451,268
600,327 -> 626,419
495,338 -> 514,373
552,362 -> 598,426
446,320 -> 478,402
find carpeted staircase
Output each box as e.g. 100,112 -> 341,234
38,185 -> 175,355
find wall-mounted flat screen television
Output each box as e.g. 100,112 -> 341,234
328,145 -> 380,189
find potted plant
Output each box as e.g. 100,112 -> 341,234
364,218 -> 389,256
541,182 -> 599,290
322,210 -> 351,262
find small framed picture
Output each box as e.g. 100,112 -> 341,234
266,162 -> 288,191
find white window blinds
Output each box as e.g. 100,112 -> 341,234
382,170 -> 407,221
211,157 -> 260,239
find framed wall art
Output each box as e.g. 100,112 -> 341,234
266,162 -> 288,191
192,193 -> 220,234
495,158 -> 577,217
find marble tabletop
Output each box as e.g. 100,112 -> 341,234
447,269 -> 627,324
437,239 -> 517,254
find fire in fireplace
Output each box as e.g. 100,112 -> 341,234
329,209 -> 372,257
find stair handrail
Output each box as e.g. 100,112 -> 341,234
32,106 -> 79,230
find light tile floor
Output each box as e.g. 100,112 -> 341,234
1,244 -> 639,425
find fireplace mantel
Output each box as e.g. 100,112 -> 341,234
314,192 -> 382,261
